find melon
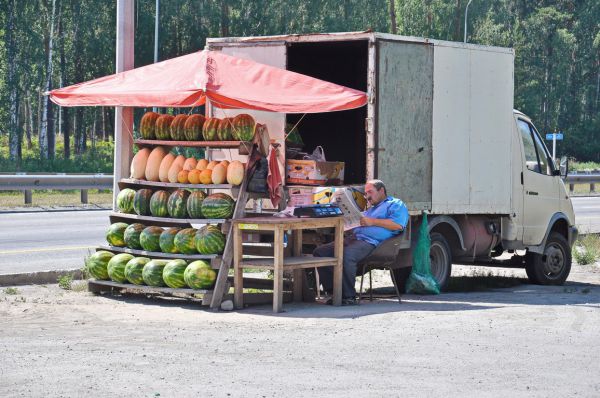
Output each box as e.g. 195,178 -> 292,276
170,114 -> 189,141
107,253 -> 134,283
199,169 -> 212,184
232,114 -> 256,141
207,160 -> 219,170
202,118 -> 220,141
217,118 -> 234,141
211,164 -> 227,184
188,169 -> 201,184
183,157 -> 197,171
201,193 -> 235,219
145,146 -> 168,181
184,260 -> 216,289
168,155 -> 186,183
184,114 -> 205,141
226,160 -> 245,185
196,159 -> 209,170
155,114 -> 174,140
163,259 -> 189,288
220,160 -> 230,168
158,153 -> 176,182
177,169 -> 189,184
124,257 -> 150,285
140,112 -> 160,139
130,147 -> 151,179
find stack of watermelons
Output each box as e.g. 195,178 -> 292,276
86,251 -> 217,289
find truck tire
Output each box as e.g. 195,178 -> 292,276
525,232 -> 571,285
429,232 -> 452,290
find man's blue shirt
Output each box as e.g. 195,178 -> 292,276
353,196 -> 409,247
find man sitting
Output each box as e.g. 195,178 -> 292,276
313,179 -> 409,305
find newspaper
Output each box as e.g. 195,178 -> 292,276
332,188 -> 364,231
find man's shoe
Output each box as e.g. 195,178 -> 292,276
325,297 -> 358,306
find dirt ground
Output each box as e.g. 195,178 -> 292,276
1,264 -> 599,398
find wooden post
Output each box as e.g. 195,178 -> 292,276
24,190 -> 32,204
113,0 -> 135,210
591,183 -> 596,193
233,224 -> 244,309
332,218 -> 344,306
273,225 -> 284,312
292,229 -> 303,302
80,189 -> 88,204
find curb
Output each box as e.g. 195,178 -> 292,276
0,269 -> 83,287
0,206 -> 111,214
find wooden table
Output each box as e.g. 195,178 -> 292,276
233,216 -> 344,312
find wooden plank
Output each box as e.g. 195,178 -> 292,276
119,178 -> 233,190
109,212 -> 226,226
233,224 -> 244,310
234,216 -> 344,230
292,229 -> 303,302
332,218 -> 344,306
88,279 -> 210,295
135,139 -> 244,148
273,225 -> 284,313
96,245 -> 219,265
240,256 -> 338,268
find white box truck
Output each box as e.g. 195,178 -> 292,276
207,31 -> 577,288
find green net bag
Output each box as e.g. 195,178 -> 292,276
406,213 -> 441,295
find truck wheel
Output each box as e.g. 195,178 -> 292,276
429,232 -> 452,290
525,232 -> 571,285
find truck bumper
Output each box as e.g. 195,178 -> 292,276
569,226 -> 578,247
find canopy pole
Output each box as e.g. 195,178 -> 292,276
113,0 -> 135,209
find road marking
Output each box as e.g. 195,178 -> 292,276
0,246 -> 94,255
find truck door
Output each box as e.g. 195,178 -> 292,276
518,118 -> 560,245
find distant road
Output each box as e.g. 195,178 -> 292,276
0,196 -> 598,275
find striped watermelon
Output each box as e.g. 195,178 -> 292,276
150,190 -> 169,217
174,228 -> 198,254
167,189 -> 190,218
133,189 -> 153,216
159,227 -> 181,254
163,259 -> 188,288
184,260 -> 217,289
202,118 -> 220,141
186,191 -> 207,219
106,222 -> 128,247
170,114 -> 188,141
195,225 -> 226,254
117,188 -> 136,213
124,223 -> 146,250
140,112 -> 160,139
232,114 -> 256,141
140,226 -> 164,252
107,253 -> 134,283
217,118 -> 234,141
184,114 -> 205,141
155,114 -> 174,140
124,257 -> 150,285
86,251 -> 114,280
142,259 -> 168,287
201,193 -> 235,219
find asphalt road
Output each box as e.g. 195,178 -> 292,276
1,196 -> 599,275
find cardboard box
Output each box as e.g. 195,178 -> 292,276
287,186 -> 366,209
286,159 -> 345,186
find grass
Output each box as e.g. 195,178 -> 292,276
3,287 -> 20,295
573,234 -> 600,265
571,161 -> 600,172
58,274 -> 74,290
0,189 -> 113,208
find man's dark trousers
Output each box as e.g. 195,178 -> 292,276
313,236 -> 376,299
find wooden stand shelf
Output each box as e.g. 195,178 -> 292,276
96,245 -> 221,267
119,178 -> 235,191
109,211 -> 227,226
240,256 -> 338,270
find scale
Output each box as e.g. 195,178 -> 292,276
293,204 -> 343,218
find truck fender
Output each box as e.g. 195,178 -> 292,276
527,212 -> 572,254
427,216 -> 467,252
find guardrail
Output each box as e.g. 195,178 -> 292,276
565,171 -> 600,194
0,173 -> 113,204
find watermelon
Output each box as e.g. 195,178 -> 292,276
195,225 -> 226,255
107,253 -> 134,283
133,188 -> 153,216
140,112 -> 160,139
124,257 -> 150,285
186,191 -> 207,219
86,251 -> 114,280
201,193 -> 235,219
167,189 -> 190,218
106,222 -> 128,247
155,114 -> 174,140
140,226 -> 164,252
163,259 -> 188,288
150,190 -> 169,217
184,260 -> 217,289
142,259 -> 168,287
184,114 -> 206,141
159,227 -> 181,253
217,118 -> 234,141
232,114 -> 256,141
116,188 -> 136,213
124,223 -> 146,250
175,228 -> 198,254
202,118 -> 220,141
170,114 -> 188,141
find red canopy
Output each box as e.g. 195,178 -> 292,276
49,50 -> 367,113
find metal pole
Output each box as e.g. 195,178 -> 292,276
552,133 -> 557,162
464,0 -> 473,43
153,0 -> 159,113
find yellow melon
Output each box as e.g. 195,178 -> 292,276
199,169 -> 213,184
188,169 -> 202,184
196,159 -> 209,170
206,160 -> 220,170
167,155 -> 185,183
211,164 -> 227,184
145,146 -> 168,181
220,160 -> 230,169
130,147 -> 151,179
226,160 -> 245,185
158,153 -> 176,182
177,170 -> 189,184
183,157 -> 197,171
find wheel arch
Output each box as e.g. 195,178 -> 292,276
527,212 -> 571,254
427,215 -> 466,255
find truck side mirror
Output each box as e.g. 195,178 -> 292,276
559,156 -> 569,178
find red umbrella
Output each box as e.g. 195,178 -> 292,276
49,50 -> 367,113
